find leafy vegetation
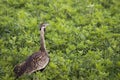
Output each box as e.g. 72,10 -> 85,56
0,0 -> 120,80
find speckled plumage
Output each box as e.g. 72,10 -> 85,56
13,23 -> 50,78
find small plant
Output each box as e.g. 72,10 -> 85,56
0,0 -> 120,80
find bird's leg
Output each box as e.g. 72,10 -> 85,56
32,72 -> 39,80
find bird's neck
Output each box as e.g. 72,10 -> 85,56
40,28 -> 46,51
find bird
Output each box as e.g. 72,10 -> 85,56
13,23 -> 50,78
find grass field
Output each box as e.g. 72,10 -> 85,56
0,0 -> 120,80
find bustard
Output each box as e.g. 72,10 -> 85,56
13,23 -> 50,78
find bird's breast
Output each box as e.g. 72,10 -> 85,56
35,55 -> 49,69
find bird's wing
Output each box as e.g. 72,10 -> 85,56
25,51 -> 49,73
25,51 -> 45,68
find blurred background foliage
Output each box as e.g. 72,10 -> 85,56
0,0 -> 120,80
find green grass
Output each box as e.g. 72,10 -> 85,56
0,0 -> 120,80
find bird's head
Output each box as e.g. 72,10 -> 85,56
40,23 -> 49,31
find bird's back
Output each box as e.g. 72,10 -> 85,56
13,51 -> 49,77
25,51 -> 49,74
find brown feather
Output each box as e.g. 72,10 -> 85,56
13,23 -> 50,78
